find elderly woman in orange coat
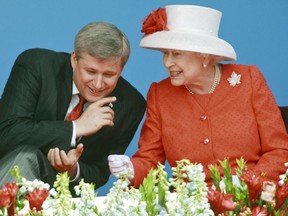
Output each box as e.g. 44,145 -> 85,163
108,5 -> 288,188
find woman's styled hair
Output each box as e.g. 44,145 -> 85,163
74,22 -> 130,67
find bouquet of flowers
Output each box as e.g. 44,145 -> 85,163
207,157 -> 288,216
0,158 -> 287,216
105,158 -> 288,216
103,159 -> 213,215
0,166 -> 100,216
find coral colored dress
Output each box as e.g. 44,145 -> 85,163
131,64 -> 288,187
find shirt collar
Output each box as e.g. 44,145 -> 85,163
72,81 -> 80,95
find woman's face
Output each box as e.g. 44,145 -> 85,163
162,49 -> 205,87
71,52 -> 122,103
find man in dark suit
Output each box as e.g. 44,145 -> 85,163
280,106 -> 288,132
0,22 -> 146,194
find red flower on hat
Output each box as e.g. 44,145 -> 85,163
26,188 -> 49,211
141,8 -> 169,37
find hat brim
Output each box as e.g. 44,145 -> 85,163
140,30 -> 237,61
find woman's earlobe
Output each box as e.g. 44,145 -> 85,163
202,55 -> 212,68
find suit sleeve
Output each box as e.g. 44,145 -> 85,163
0,50 -> 72,155
74,83 -> 147,189
250,65 -> 288,180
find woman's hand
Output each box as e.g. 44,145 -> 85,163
108,154 -> 134,178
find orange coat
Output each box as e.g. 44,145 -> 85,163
131,64 -> 288,187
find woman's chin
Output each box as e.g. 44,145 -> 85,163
170,80 -> 183,87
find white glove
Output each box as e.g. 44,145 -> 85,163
108,154 -> 134,178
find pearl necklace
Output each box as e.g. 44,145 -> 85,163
185,64 -> 221,94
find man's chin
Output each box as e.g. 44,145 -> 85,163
85,95 -> 104,103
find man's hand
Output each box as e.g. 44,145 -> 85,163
47,143 -> 84,179
75,97 -> 117,137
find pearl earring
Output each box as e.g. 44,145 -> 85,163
203,64 -> 207,68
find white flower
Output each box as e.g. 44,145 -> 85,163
227,71 -> 241,86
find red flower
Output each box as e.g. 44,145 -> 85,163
26,188 -> 49,211
240,170 -> 264,204
251,206 -> 268,216
275,183 -> 288,209
207,187 -> 236,215
0,182 -> 18,215
141,8 -> 169,37
0,190 -> 11,208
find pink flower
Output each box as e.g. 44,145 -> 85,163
26,188 -> 49,211
141,8 -> 169,37
260,181 -> 276,202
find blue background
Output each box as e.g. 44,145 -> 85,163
1,0 -> 287,195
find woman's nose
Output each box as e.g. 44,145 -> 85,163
163,54 -> 175,68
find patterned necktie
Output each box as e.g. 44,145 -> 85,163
66,95 -> 85,121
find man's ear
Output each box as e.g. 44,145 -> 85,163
71,51 -> 77,70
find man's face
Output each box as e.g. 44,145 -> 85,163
71,52 -> 122,103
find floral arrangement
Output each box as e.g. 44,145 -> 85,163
141,7 -> 169,37
207,158 -> 288,215
0,166 -> 100,216
0,158 -> 288,216
104,160 -> 212,215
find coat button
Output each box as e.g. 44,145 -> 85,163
203,138 -> 210,145
201,115 -> 207,121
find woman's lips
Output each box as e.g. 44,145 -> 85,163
170,71 -> 182,78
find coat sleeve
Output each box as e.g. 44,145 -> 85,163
250,65 -> 288,181
0,50 -> 72,155
131,82 -> 166,188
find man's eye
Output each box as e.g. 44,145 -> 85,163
87,70 -> 96,74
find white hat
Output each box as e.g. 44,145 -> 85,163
140,5 -> 237,61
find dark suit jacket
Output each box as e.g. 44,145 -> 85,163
0,48 -> 146,189
279,106 -> 288,132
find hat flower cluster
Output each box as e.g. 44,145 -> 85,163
141,8 -> 169,37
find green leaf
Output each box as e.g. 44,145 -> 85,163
209,164 -> 221,189
139,168 -> 158,216
10,165 -> 22,183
